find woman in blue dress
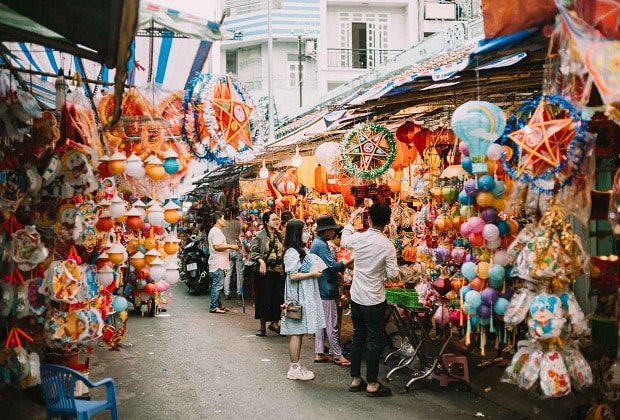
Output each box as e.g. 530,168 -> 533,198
281,219 -> 325,380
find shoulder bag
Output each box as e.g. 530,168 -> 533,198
282,251 -> 303,320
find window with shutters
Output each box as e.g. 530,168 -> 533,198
237,46 -> 262,90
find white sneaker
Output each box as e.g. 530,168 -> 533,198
287,364 -> 315,380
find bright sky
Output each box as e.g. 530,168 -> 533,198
147,0 -> 218,20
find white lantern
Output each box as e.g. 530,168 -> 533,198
108,195 -> 126,219
314,141 -> 340,174
133,199 -> 147,217
149,257 -> 165,281
148,203 -> 165,226
164,259 -> 180,284
96,264 -> 115,287
291,145 -> 303,168
125,153 -> 145,179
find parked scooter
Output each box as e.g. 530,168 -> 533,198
180,236 -> 210,295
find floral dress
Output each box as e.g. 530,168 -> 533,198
280,248 -> 326,336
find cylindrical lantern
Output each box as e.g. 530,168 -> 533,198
108,151 -> 127,175
125,153 -> 145,179
96,264 -> 115,287
163,201 -> 181,224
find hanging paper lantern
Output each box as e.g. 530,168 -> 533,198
145,155 -> 167,181
296,155 -> 318,188
108,195 -> 126,219
148,203 -> 165,226
451,101 -> 506,174
340,123 -> 396,179
315,142 -> 340,174
96,264 -> 115,287
137,266 -> 150,279
107,152 -> 127,175
163,201 -> 181,224
163,148 -> 180,174
276,172 -> 301,195
107,242 -> 127,265
423,147 -> 441,171
149,257 -> 166,281
125,153 -> 145,179
395,121 -> 417,148
96,211 -> 114,232
125,208 -> 143,231
130,251 -> 146,269
391,138 -> 418,170
164,259 -> 181,285
145,249 -> 160,265
163,234 -> 180,255
144,283 -> 156,294
314,165 -> 328,193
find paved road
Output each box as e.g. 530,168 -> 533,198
6,282 -> 522,419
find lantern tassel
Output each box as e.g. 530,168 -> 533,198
466,317 -> 471,346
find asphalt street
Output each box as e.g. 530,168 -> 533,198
6,282 -> 523,420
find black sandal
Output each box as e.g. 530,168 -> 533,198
255,330 -> 266,337
349,378 -> 367,392
366,383 -> 392,397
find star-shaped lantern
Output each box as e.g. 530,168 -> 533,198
344,127 -> 391,170
211,76 -> 255,151
508,101 -> 575,176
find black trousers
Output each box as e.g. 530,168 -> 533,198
350,300 -> 386,383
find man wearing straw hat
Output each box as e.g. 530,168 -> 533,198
341,202 -> 399,397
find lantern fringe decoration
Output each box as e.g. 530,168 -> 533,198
181,73 -> 267,164
340,123 -> 396,179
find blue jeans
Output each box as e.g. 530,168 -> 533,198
224,250 -> 243,296
209,269 -> 225,311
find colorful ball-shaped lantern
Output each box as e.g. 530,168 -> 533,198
276,172 -> 301,196
164,259 -> 180,285
145,249 -> 160,266
107,151 -> 126,175
147,202 -> 165,226
96,211 -> 114,232
130,251 -> 146,269
144,283 -> 156,294
108,195 -> 126,219
163,148 -> 180,174
125,153 -> 145,179
96,264 -> 115,287
137,266 -> 150,279
149,257 -> 166,281
112,296 -> 128,312
107,243 -> 126,265
163,234 -> 180,255
315,142 -> 340,174
163,201 -> 181,224
145,155 -> 167,181
125,207 -> 143,231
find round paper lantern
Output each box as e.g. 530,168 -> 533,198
464,290 -> 482,308
458,141 -> 469,156
477,304 -> 492,319
486,143 -> 502,161
461,156 -> 473,174
487,238 -> 501,249
464,179 -> 478,196
314,165 -> 328,193
145,249 -> 160,265
137,266 -> 150,279
494,250 -> 509,266
469,276 -> 484,292
107,243 -> 126,265
163,235 -> 180,255
145,237 -> 156,250
476,261 -> 490,279
163,148 -> 180,174
112,296 -> 128,313
108,195 -> 126,219
164,262 -> 180,284
163,201 -> 181,224
96,211 -> 114,232
392,139 -> 417,170
459,190 -> 475,205
468,217 -> 485,234
125,209 -> 143,231
395,121 -> 418,149
315,142 -> 340,174
125,153 -> 145,178
459,285 -> 472,298
96,264 -> 115,287
449,309 -> 467,327
481,287 -> 499,305
108,152 -> 126,175
296,156 -> 318,188
461,262 -> 477,280
148,203 -> 165,226
145,155 -> 166,181
451,247 -> 466,263
494,297 -> 509,316
507,219 -> 519,234
130,251 -> 146,268
482,224 -> 500,241
276,172 -> 301,195
476,192 -> 494,207
98,156 -> 112,178
451,101 -> 506,174
481,207 -> 498,223
496,220 -> 510,236
492,198 -> 506,211
488,264 -> 505,287
460,205 -> 474,220
144,283 -> 156,294
478,175 -> 495,192
492,181 -> 506,198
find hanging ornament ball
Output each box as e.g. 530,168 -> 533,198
469,276 -> 485,292
460,222 -> 472,237
464,179 -> 478,196
476,261 -> 490,279
486,143 -> 503,161
459,285 -> 472,298
464,290 -> 482,308
476,192 -> 495,207
482,224 -> 500,241
164,158 -> 180,174
461,156 -> 473,174
492,181 -> 506,198
494,297 -> 510,316
477,175 -> 496,192
458,141 -> 470,156
481,207 -> 499,223
496,220 -> 510,236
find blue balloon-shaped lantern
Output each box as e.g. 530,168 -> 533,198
163,149 -> 180,174
451,101 -> 506,174
112,296 -> 128,312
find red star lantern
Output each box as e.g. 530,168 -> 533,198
211,77 -> 255,151
508,101 -> 575,177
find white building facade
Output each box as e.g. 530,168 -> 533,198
219,0 -> 481,120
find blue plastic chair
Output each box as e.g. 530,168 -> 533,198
40,364 -> 118,420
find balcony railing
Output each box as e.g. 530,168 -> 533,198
327,48 -> 403,69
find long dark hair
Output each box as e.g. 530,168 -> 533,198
284,219 -> 306,261
262,211 -> 282,242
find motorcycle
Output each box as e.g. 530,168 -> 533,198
180,239 -> 210,295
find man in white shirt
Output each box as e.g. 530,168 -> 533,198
341,202 -> 399,397
208,211 -> 239,314
222,208 -> 243,300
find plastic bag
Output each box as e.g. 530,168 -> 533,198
562,344 -> 593,392
505,288 -> 534,326
62,87 -> 101,156
559,133 -> 596,226
501,343 -> 532,384
560,291 -> 590,336
528,293 -> 566,340
540,350 -> 571,398
518,346 -> 543,390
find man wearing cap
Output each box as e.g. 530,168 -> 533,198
310,215 -> 354,366
341,202 -> 399,397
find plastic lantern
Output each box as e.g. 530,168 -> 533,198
107,151 -> 127,175
96,264 -> 115,287
107,242 -> 126,265
486,143 -> 503,161
112,296 -> 128,313
163,201 -> 181,224
149,257 -> 165,281
96,252 -> 109,270
145,249 -> 160,266
276,172 -> 301,196
97,155 -> 111,178
482,224 -> 500,241
130,251 -> 146,269
108,195 -> 126,219
125,207 -> 143,231
476,261 -> 490,279
163,148 -> 180,174
125,153 -> 145,179
147,202 -> 165,226
144,283 -> 156,294
145,155 -> 166,181
297,155 -> 318,188
451,101 -> 506,174
164,259 -> 180,284
96,211 -> 114,232
315,142 -> 340,174
163,233 -> 180,255
133,199 -> 147,217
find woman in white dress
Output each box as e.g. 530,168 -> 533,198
281,219 -> 326,380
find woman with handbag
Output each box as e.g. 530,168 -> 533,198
249,211 -> 285,336
281,219 -> 325,380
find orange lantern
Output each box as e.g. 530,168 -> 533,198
163,202 -> 181,224
125,208 -> 143,231
96,211 -> 114,232
388,178 -> 401,193
296,156 -> 318,188
130,251 -> 146,269
145,249 -> 160,265
451,215 -> 465,231
469,277 -> 484,292
107,152 -> 126,175
402,245 -> 417,262
314,165 -> 328,193
276,172 -> 301,196
433,216 -> 452,232
391,138 -> 418,170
